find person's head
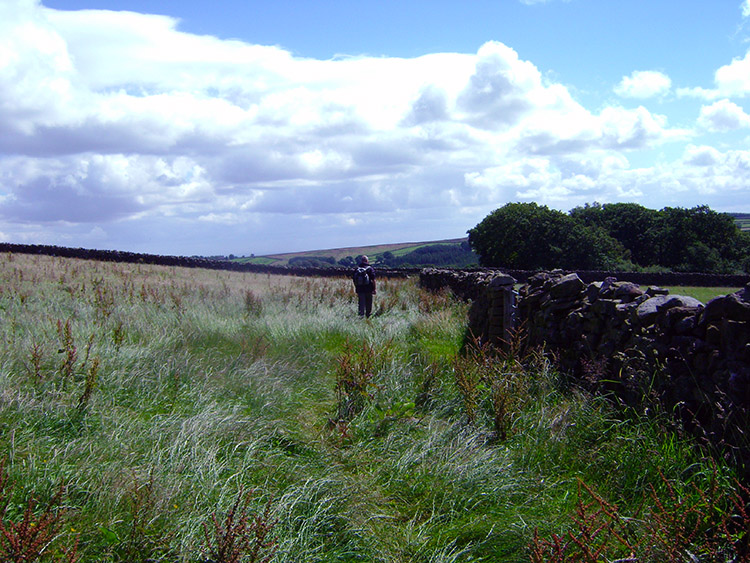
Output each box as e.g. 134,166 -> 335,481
359,255 -> 369,265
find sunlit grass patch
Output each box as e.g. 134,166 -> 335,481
661,285 -> 742,303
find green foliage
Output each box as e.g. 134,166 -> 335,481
287,256 -> 336,268
471,201 -> 750,273
468,202 -> 626,269
377,242 -> 479,268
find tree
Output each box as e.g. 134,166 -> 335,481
468,202 -> 627,270
654,206 -> 747,272
380,251 -> 396,266
570,202 -> 661,266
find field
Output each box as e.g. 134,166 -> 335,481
732,212 -> 750,231
0,253 -> 747,562
237,238 -> 468,266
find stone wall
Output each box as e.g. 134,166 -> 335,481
0,242 -> 411,279
421,267 -> 750,471
419,266 -> 750,289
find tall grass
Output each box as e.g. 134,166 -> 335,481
0,253 -> 745,562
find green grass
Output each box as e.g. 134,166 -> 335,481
235,256 -> 280,265
663,285 -> 741,303
0,253 -> 744,562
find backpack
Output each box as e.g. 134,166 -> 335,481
353,266 -> 371,287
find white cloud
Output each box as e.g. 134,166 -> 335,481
697,99 -> 750,131
614,70 -> 672,99
0,0 -> 733,255
742,0 -> 750,18
683,145 -> 722,166
714,52 -> 750,97
679,50 -> 750,100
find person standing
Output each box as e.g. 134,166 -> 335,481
352,255 -> 376,317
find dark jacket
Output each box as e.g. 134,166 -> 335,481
353,264 -> 376,294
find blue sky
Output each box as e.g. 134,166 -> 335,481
2,0 -> 750,256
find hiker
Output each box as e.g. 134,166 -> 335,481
352,255 -> 376,317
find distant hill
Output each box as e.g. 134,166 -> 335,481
236,237 -> 478,269
732,212 -> 750,231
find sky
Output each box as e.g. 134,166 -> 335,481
2,1 -> 750,256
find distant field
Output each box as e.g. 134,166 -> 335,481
733,212 -> 750,231
238,237 -> 469,265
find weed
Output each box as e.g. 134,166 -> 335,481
453,329 -> 533,439
201,489 -> 277,563
530,468 -> 750,562
530,480 -> 638,563
56,319 -> 77,387
244,290 -> 263,316
452,351 -> 482,425
0,462 -> 78,563
111,321 -> 125,349
76,356 -> 99,414
92,277 -> 115,320
27,341 -> 44,382
332,339 -> 381,423
103,472 -> 177,562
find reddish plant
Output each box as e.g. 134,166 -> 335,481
0,463 -> 78,563
202,489 -> 277,563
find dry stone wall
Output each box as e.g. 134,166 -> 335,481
421,267 -> 750,472
0,242 -> 412,279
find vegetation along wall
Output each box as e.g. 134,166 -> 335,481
421,267 -> 750,474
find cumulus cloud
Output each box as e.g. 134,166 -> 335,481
0,0 -> 731,255
714,52 -> 750,97
614,70 -> 672,99
698,99 -> 750,131
678,51 -> 750,100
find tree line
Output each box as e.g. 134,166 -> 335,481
468,202 -> 750,274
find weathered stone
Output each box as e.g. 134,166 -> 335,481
674,315 -> 697,335
640,295 -> 703,327
614,282 -> 644,303
549,273 -> 585,299
667,295 -> 704,309
706,323 -> 721,346
616,302 -> 638,315
645,286 -> 670,297
724,293 -> 750,321
636,295 -> 672,325
586,282 -> 603,303
489,274 -> 516,288
702,295 -> 729,323
721,319 -> 750,351
597,277 -> 619,298
544,297 -> 583,314
592,298 -> 619,318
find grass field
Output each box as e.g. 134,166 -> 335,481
0,253 -> 747,562
237,238 -> 468,265
664,286 -> 743,302
733,213 -> 750,232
